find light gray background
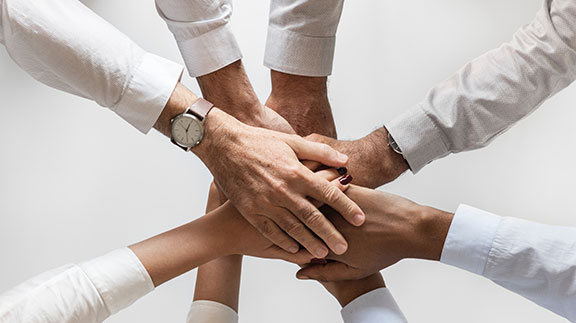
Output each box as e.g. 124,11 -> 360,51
0,0 -> 573,322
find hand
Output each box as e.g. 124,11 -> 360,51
296,186 -> 454,281
266,70 -> 337,138
193,109 -> 365,258
305,128 -> 410,189
211,171 -> 353,263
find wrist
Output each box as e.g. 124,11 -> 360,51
364,128 -> 409,185
327,274 -> 386,307
411,206 -> 454,261
197,60 -> 263,125
191,107 -> 241,159
154,83 -> 199,137
270,70 -> 328,98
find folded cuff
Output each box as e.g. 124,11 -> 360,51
264,26 -> 336,77
341,288 -> 407,323
441,205 -> 502,275
187,300 -> 239,323
386,104 -> 450,173
79,248 -> 154,315
112,53 -> 183,134
175,24 -> 243,77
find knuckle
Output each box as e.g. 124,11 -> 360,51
322,185 -> 342,205
285,221 -> 306,237
256,218 -> 275,236
303,211 -> 326,229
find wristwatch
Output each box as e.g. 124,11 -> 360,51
170,98 -> 214,151
388,132 -> 403,156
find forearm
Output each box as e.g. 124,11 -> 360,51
387,0 -> 576,173
322,273 -> 386,307
267,70 -> 337,137
129,214 -> 227,287
193,256 -> 243,311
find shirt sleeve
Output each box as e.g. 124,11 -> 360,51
0,248 -> 154,323
441,205 -> 576,321
386,0 -> 576,173
155,0 -> 242,77
340,288 -> 408,323
0,0 -> 183,134
186,300 -> 238,323
265,0 -> 344,77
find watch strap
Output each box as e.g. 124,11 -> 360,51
188,98 -> 214,121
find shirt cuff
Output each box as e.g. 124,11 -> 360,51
186,300 -> 238,323
440,204 -> 502,275
112,52 -> 183,134
341,288 -> 407,323
175,24 -> 242,78
386,104 -> 450,173
264,26 -> 336,77
79,248 -> 155,315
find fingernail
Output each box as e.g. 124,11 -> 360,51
339,174 -> 353,185
353,213 -> 365,226
316,247 -> 329,258
297,274 -> 310,280
337,152 -> 348,163
334,243 -> 348,255
311,258 -> 328,264
336,167 -> 348,175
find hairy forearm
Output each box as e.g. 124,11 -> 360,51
153,82 -> 199,137
267,70 -> 337,138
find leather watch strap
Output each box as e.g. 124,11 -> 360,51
188,98 -> 214,121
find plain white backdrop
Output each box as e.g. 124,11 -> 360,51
1,0 -> 574,322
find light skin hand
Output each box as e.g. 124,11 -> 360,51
191,108 -> 365,259
305,128 -> 409,189
296,186 -> 454,282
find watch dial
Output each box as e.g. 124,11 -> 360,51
172,116 -> 202,146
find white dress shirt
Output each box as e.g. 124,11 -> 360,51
156,0 -> 344,77
0,0 -> 184,134
387,0 -> 576,172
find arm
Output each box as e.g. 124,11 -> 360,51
0,202 -> 311,323
0,0 -> 183,134
298,186 -> 576,321
186,184 -> 242,323
264,0 -> 345,138
386,0 -> 576,172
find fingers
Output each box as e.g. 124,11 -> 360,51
272,207 -> 330,258
250,215 -> 300,254
305,173 -> 365,227
260,247 -> 313,265
289,197 -> 348,256
287,135 -> 348,168
296,262 -> 364,282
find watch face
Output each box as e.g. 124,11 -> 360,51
171,114 -> 203,147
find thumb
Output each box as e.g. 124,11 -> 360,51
296,261 -> 363,282
287,135 -> 348,168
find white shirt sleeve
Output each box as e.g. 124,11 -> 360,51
341,288 -> 408,323
264,0 -> 344,77
0,0 -> 183,134
155,0 -> 242,77
441,205 -> 576,321
386,0 -> 576,172
186,300 -> 238,323
0,248 -> 154,323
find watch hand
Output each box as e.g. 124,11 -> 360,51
186,123 -> 191,132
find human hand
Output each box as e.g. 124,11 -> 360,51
193,109 -> 365,258
296,186 -> 453,281
305,128 -> 409,189
210,171 -> 353,263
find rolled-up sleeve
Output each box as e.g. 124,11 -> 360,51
0,0 -> 183,134
387,0 -> 576,172
156,0 -> 242,77
265,0 -> 344,77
